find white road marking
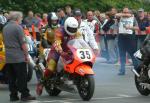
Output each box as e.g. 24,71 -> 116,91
28,95 -> 137,103
117,94 -> 133,97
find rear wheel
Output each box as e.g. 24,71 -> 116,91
77,75 -> 95,101
45,83 -> 61,96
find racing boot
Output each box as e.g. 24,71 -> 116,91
36,68 -> 53,96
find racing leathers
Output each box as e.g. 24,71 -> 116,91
44,27 -> 81,77
39,25 -> 60,55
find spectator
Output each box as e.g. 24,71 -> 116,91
116,7 -> 139,75
41,13 -> 48,27
144,11 -> 148,17
111,7 -> 118,15
94,10 -> 102,25
99,13 -> 109,59
93,10 -> 102,52
2,11 -> 36,101
24,11 -> 39,28
3,12 -> 9,20
102,11 -> 118,64
147,12 -> 150,24
136,8 -> 149,49
57,8 -> 67,26
65,5 -> 73,17
84,10 -> 100,44
35,13 -> 42,29
146,12 -> 150,34
24,11 -> 40,41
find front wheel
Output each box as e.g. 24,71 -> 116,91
135,65 -> 150,96
77,75 -> 95,101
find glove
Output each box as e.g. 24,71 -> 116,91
60,51 -> 72,62
60,51 -> 67,57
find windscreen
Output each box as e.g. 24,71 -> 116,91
67,38 -> 91,50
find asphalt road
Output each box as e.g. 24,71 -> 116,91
0,58 -> 150,103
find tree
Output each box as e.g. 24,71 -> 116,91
0,0 -> 149,14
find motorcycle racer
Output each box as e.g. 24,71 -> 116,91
39,12 -> 60,54
36,17 -> 81,95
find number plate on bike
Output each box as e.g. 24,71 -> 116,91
77,49 -> 93,61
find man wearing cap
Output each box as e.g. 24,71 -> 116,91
136,8 -> 149,49
73,9 -> 99,56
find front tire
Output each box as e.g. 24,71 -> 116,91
135,65 -> 150,96
77,75 -> 95,101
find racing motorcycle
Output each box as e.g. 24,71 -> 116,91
37,38 -> 96,101
134,47 -> 150,96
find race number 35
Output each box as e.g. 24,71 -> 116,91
80,51 -> 91,59
77,49 -> 92,61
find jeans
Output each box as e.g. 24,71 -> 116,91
106,35 -> 118,63
118,34 -> 138,73
6,62 -> 30,98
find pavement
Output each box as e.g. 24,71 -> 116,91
0,57 -> 150,103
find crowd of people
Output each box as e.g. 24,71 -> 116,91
0,5 -> 150,101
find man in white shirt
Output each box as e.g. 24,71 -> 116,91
73,9 -> 99,56
84,11 -> 100,39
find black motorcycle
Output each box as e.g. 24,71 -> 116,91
134,36 -> 150,96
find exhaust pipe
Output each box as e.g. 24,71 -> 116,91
58,84 -> 77,93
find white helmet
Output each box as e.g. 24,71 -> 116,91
0,15 -> 7,25
64,17 -> 78,36
0,15 -> 7,31
51,12 -> 58,20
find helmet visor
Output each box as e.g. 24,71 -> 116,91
51,20 -> 58,24
67,27 -> 77,34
